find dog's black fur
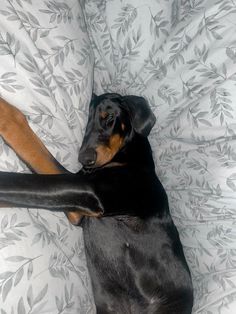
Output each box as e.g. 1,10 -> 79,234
0,93 -> 193,313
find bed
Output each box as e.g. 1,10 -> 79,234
1,0 -> 236,313
0,1 -> 95,313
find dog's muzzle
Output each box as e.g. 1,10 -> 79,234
79,148 -> 97,167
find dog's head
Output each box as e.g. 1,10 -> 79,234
79,93 -> 156,168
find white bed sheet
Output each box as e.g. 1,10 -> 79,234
0,1 -> 95,313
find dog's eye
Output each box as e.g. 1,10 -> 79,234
105,114 -> 114,127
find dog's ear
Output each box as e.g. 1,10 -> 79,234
91,93 -> 97,103
123,95 -> 156,137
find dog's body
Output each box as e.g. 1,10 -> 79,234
0,94 -> 193,313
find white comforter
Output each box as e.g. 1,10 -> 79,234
1,0 -> 236,313
0,1 -> 95,313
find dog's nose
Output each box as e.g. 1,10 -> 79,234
79,148 -> 97,167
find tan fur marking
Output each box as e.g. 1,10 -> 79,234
66,212 -> 83,225
0,98 -> 82,224
100,111 -> 108,119
0,98 -> 61,174
95,134 -> 124,166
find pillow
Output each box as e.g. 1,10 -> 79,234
84,0 -> 236,312
0,1 -> 95,313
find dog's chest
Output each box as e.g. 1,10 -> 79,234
80,216 -> 169,313
81,216 -> 131,255
80,216 -> 152,272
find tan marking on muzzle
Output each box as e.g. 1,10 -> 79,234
95,134 -> 124,166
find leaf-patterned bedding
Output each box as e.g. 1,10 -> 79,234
83,0 -> 236,313
1,0 -> 236,313
0,1 -> 95,313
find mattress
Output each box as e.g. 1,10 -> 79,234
84,0 -> 236,313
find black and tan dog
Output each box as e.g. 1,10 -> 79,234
0,94 -> 193,313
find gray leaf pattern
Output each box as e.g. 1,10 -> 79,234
1,0 -> 236,313
0,0 -> 95,313
84,0 -> 236,313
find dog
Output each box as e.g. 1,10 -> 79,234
0,94 -> 193,313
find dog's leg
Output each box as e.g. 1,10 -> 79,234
0,98 -> 83,224
0,165 -> 154,219
0,98 -> 66,174
0,99 -> 159,222
0,172 -> 104,216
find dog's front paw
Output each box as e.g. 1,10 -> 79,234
83,192 -> 104,217
74,191 -> 104,218
66,193 -> 104,226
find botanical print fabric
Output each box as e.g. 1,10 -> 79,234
1,0 -> 236,313
84,0 -> 236,313
0,0 -> 95,313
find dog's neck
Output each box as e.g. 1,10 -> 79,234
113,133 -> 155,169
